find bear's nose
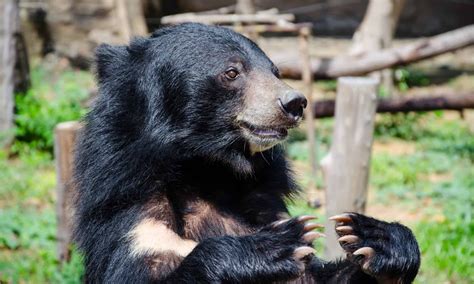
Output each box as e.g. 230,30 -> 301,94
278,91 -> 307,120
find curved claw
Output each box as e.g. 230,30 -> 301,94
304,223 -> 324,232
338,235 -> 359,244
297,215 -> 317,223
335,225 -> 353,234
293,246 -> 316,260
362,261 -> 371,271
353,247 -> 375,271
303,232 -> 326,243
329,214 -> 352,223
272,218 -> 290,227
353,247 -> 375,259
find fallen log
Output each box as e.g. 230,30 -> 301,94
275,25 -> 474,79
312,93 -> 474,118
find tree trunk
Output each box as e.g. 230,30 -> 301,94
321,77 -> 378,259
350,0 -> 406,97
350,0 -> 406,56
116,0 -> 148,40
0,0 -> 19,146
236,0 -> 256,14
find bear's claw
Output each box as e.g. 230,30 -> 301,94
335,225 -> 353,234
329,213 -> 352,223
338,235 -> 359,244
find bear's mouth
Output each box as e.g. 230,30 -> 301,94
239,121 -> 289,141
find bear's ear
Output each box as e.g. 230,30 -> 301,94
95,44 -> 129,83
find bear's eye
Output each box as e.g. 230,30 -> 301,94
224,68 -> 239,80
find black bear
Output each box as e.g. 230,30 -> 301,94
73,23 -> 420,283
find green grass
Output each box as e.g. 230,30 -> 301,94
0,151 -> 83,283
0,65 -> 89,283
416,218 -> 473,283
286,112 -> 473,283
372,115 -> 473,283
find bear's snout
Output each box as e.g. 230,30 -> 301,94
278,90 -> 307,121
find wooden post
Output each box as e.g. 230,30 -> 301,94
54,121 -> 82,263
299,26 -> 317,178
0,0 -> 19,146
321,77 -> 378,259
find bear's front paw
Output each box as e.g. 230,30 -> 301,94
253,216 -> 325,280
330,213 -> 420,283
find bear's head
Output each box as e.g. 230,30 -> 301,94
94,23 -> 306,175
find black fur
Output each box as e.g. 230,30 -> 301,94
73,23 -> 420,283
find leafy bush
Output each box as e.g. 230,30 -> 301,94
13,68 -> 92,153
395,68 -> 430,91
374,113 -> 426,140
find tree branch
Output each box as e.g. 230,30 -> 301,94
312,93 -> 474,118
275,25 -> 474,79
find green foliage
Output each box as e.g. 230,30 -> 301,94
286,141 -> 311,162
0,208 -> 84,284
377,85 -> 390,98
415,218 -> 473,283
375,112 -> 473,158
371,152 -> 452,197
316,80 -> 337,92
374,113 -> 426,140
395,68 -> 430,91
0,65 -> 91,282
418,119 -> 474,160
13,68 -> 92,153
0,150 -> 84,283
